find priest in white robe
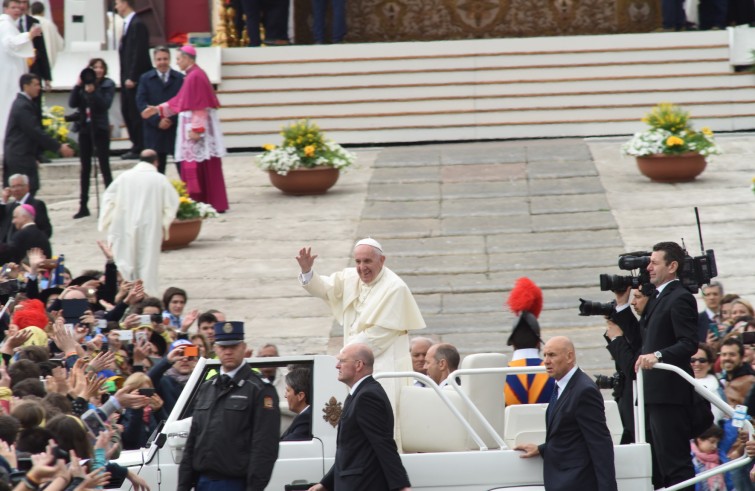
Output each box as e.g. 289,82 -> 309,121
0,0 -> 38,159
297,238 -> 426,444
31,2 -> 63,68
99,150 -> 179,296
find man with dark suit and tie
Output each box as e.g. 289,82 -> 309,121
136,47 -> 183,175
515,336 -> 617,491
3,74 -> 74,195
281,366 -> 312,442
309,343 -> 411,491
115,0 -> 151,160
634,241 -> 698,490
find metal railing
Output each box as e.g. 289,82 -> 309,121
375,365 -> 547,451
637,363 -> 753,491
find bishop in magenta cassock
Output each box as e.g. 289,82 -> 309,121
141,45 -> 229,213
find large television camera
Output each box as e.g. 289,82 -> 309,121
598,208 -> 717,294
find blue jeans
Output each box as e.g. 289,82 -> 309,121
311,0 -> 346,43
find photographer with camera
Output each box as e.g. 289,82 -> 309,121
605,286 -> 650,444
68,58 -> 115,219
634,241 -> 699,489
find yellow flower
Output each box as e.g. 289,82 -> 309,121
666,136 -> 684,146
701,127 -> 713,136
50,105 -> 65,116
262,144 -> 276,151
304,145 -> 315,157
42,118 -> 52,127
57,127 -> 68,138
179,196 -> 191,204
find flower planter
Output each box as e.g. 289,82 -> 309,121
635,153 -> 707,183
162,218 -> 202,250
268,167 -> 340,195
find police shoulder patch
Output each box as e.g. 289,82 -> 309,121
263,396 -> 274,409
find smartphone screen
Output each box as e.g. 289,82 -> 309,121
135,331 -> 148,345
183,345 -> 199,357
61,299 -> 89,324
81,409 -> 106,437
138,387 -> 156,397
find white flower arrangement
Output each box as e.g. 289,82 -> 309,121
256,120 -> 357,176
622,128 -> 721,157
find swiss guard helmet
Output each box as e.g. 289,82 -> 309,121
506,277 -> 543,348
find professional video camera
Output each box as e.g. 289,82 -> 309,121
598,208 -> 717,294
578,298 -> 616,317
599,251 -> 651,292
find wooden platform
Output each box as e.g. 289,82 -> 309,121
216,30 -> 755,148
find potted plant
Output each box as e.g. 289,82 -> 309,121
621,103 -> 721,182
163,180 -> 217,250
256,119 -> 356,195
41,104 -> 78,159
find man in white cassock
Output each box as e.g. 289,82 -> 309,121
30,2 -> 63,68
297,238 -> 426,445
99,149 -> 178,296
0,0 -> 40,159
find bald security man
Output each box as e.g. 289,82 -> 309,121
515,336 -> 617,491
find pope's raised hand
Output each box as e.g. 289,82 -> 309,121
296,247 -> 317,274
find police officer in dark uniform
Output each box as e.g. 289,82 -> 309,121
178,321 -> 280,491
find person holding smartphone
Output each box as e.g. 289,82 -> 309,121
146,339 -> 198,415
119,372 -> 165,450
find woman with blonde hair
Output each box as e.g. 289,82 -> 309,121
120,372 -> 166,450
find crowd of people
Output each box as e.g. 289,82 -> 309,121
601,268 -> 755,489
0,0 -> 229,223
0,229 -> 311,489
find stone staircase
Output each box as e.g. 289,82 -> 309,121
216,30 -> 754,148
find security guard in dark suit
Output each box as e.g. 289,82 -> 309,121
178,321 -> 280,491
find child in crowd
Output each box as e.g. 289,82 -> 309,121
691,424 -> 728,491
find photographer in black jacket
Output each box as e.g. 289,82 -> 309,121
604,285 -> 652,444
68,58 -> 115,219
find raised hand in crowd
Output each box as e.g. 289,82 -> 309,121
49,366 -> 69,395
115,280 -> 133,304
132,338 -> 150,366
0,439 -> 16,470
125,280 -> 145,306
79,309 -> 96,328
113,387 -> 150,410
27,443 -> 67,485
180,309 -> 199,333
0,328 -> 32,356
88,351 -> 116,373
26,247 -> 47,276
97,240 -> 114,263
51,316 -> 84,358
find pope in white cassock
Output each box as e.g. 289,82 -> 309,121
297,238 -> 426,443
99,150 -> 179,296
0,0 -> 39,158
